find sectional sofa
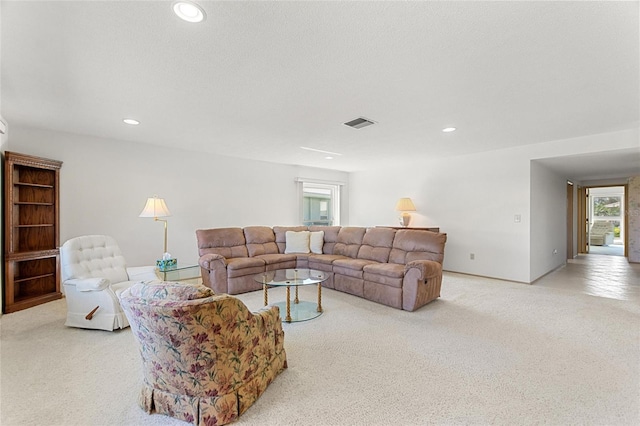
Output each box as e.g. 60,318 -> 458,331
196,226 -> 447,312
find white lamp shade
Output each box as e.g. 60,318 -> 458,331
395,198 -> 417,212
139,197 -> 172,218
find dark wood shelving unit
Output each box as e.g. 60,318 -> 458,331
3,151 -> 63,313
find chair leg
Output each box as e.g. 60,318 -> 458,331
85,306 -> 100,320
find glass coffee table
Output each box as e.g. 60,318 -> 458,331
254,269 -> 328,323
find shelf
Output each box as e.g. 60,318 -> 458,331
14,202 -> 54,206
9,292 -> 62,311
4,151 -> 62,313
15,182 -> 54,189
6,249 -> 60,261
14,272 -> 55,283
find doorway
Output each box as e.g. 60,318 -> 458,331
577,185 -> 627,257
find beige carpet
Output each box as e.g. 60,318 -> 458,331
1,272 -> 639,425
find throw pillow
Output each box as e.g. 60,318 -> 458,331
284,230 -> 310,254
310,230 -> 324,254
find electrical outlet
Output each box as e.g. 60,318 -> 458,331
553,249 -> 558,255
514,214 -> 521,223
470,253 -> 475,260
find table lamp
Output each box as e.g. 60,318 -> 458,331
395,197 -> 416,227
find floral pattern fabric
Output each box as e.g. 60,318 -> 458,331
120,284 -> 287,426
128,281 -> 216,301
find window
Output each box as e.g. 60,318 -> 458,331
593,196 -> 621,217
297,180 -> 342,226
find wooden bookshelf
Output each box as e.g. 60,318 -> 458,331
3,151 -> 63,313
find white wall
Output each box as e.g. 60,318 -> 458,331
350,128 -> 639,283
0,116 -> 8,312
7,125 -> 638,283
7,126 -> 349,267
529,161 -> 566,281
350,147 -> 532,282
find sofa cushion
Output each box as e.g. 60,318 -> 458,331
308,254 -> 348,266
333,258 -> 379,279
284,230 -> 311,254
274,226 -> 308,253
310,231 -> 324,254
357,228 -> 396,263
388,230 -> 447,265
333,227 -> 366,258
226,257 -> 265,272
255,253 -> 297,266
308,254 -> 347,272
363,273 -> 403,288
363,262 -> 405,278
293,254 -> 312,262
363,263 -> 405,288
244,226 -> 279,257
196,228 -> 248,258
309,226 -> 341,254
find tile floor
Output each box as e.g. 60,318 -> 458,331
534,253 -> 640,302
588,243 -> 624,256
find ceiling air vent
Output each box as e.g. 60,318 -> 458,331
344,117 -> 376,129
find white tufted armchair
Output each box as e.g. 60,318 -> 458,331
60,235 -> 158,331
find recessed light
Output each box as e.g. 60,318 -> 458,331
123,118 -> 140,125
300,146 -> 343,156
442,127 -> 456,133
325,156 -> 334,160
173,1 -> 206,23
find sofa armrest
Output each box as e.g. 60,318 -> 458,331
126,265 -> 158,282
64,277 -> 110,292
199,253 -> 227,270
199,254 -> 229,293
405,260 -> 442,280
255,305 -> 282,330
403,260 -> 444,312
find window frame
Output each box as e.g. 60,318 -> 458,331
296,178 -> 344,226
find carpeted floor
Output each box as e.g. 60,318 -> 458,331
1,270 -> 639,425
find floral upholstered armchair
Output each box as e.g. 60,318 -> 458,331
120,282 -> 287,426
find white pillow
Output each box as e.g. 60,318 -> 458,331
284,231 -> 310,254
309,231 -> 324,254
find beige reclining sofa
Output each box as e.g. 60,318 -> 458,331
196,226 -> 447,312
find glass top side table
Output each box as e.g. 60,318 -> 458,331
156,263 -> 201,282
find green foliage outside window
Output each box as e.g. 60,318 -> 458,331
593,197 -> 621,217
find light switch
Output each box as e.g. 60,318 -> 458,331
514,214 -> 521,223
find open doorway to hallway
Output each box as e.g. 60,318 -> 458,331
535,253 -> 639,301
578,185 -> 627,257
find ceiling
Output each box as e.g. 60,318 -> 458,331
1,1 -> 638,177
534,148 -> 640,182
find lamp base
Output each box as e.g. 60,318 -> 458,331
399,213 -> 411,227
